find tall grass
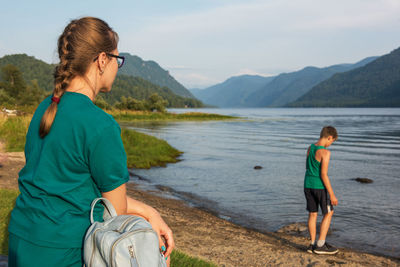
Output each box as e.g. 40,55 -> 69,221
0,115 -> 31,152
108,110 -> 236,122
0,189 -> 19,255
121,129 -> 182,169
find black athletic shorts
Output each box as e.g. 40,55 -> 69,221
304,188 -> 334,214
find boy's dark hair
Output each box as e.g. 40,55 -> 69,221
320,126 -> 338,140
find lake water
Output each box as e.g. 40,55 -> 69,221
124,108 -> 400,258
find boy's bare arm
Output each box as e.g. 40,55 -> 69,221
320,150 -> 338,206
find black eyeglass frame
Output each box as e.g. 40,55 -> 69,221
93,53 -> 125,68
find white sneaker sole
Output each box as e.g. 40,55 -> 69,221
314,249 -> 339,255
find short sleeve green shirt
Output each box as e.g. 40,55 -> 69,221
8,92 -> 129,248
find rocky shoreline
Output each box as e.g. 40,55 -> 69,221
0,149 -> 399,266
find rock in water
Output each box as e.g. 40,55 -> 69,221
254,166 -> 262,170
277,222 -> 308,234
353,177 -> 374,184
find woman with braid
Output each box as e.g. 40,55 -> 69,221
8,17 -> 174,266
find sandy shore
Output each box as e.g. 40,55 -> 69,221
0,149 -> 399,267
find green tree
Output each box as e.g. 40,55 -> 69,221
114,96 -> 146,111
19,79 -> 45,107
1,64 -> 27,98
94,94 -> 112,110
0,89 -> 16,107
145,93 -> 168,112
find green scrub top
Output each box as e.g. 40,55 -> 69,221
8,92 -> 129,248
304,144 -> 326,189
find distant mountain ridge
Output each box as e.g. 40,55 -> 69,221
0,53 -> 202,108
289,47 -> 400,107
100,74 -> 203,108
119,53 -> 194,98
194,56 -> 378,107
190,75 -> 274,107
245,56 -> 378,107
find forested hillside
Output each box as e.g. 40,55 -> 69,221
245,57 -> 378,107
0,54 -> 54,92
100,74 -> 202,108
289,47 -> 400,107
0,54 -> 202,108
119,53 -> 194,98
193,56 -> 377,107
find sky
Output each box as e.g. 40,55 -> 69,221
1,0 -> 400,88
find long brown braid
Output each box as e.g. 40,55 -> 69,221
39,17 -> 119,138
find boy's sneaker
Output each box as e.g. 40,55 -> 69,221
314,242 -> 339,255
307,244 -> 316,253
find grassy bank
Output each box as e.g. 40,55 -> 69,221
171,250 -> 218,267
0,189 -> 216,266
108,110 -> 236,122
0,115 -> 181,169
121,128 -> 182,169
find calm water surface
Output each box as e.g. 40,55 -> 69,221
124,108 -> 400,257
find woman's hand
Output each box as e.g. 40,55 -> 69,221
148,211 -> 175,262
125,196 -> 174,264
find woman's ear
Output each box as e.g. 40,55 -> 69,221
96,52 -> 108,72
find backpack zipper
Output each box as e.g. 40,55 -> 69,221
110,228 -> 157,267
128,245 -> 135,257
117,216 -> 138,232
128,245 -> 139,267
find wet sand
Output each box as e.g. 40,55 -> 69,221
0,148 -> 399,266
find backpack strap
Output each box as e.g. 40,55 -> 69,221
90,197 -> 118,223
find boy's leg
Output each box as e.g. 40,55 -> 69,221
308,212 -> 318,243
304,188 -> 319,253
314,190 -> 338,255
319,210 -> 333,241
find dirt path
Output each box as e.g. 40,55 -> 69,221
0,145 -> 398,266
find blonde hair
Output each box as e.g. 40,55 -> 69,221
39,17 -> 119,138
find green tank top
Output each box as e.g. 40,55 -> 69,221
304,144 -> 326,189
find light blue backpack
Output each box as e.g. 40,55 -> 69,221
83,198 -> 167,267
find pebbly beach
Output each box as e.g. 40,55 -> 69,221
0,147 -> 398,267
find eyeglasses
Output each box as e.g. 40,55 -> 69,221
106,53 -> 125,68
93,53 -> 125,68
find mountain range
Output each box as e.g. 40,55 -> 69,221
289,47 -> 400,107
0,53 -> 201,108
190,75 -> 274,107
2,46 -> 400,109
118,53 -> 194,98
192,56 -> 379,107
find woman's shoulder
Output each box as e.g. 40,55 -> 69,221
62,92 -> 118,127
82,104 -> 119,130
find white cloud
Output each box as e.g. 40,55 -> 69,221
291,0 -> 400,31
171,71 -> 220,89
234,68 -> 275,77
121,0 -> 400,87
126,0 -> 400,45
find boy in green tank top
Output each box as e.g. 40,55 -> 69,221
304,126 -> 339,255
